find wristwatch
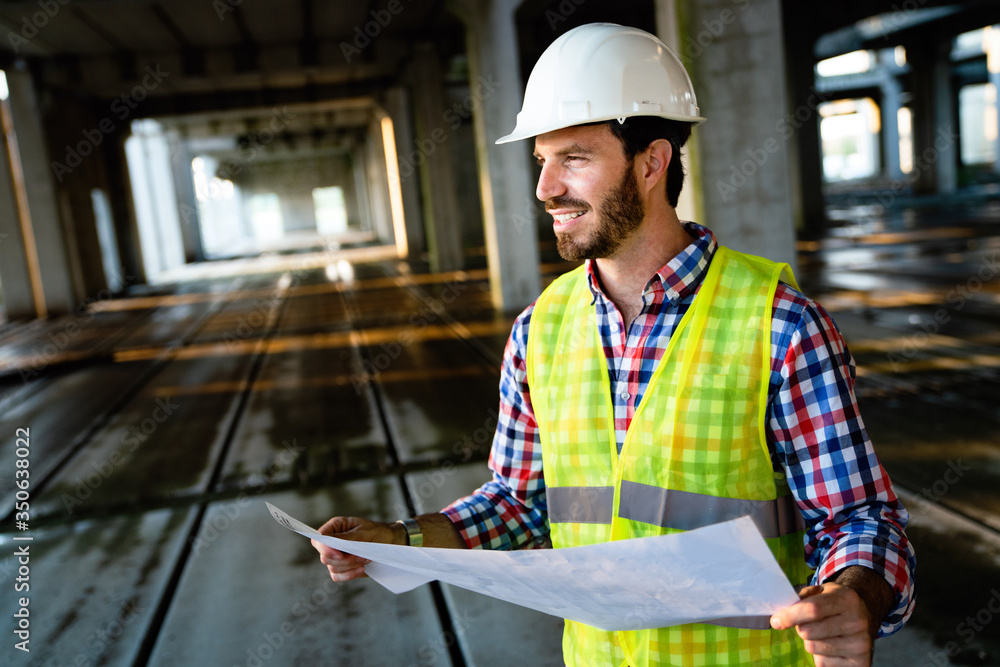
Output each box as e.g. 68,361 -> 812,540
395,518 -> 423,547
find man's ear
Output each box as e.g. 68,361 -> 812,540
639,139 -> 672,194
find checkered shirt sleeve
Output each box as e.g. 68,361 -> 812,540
770,290 -> 916,636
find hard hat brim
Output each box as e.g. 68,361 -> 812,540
495,112 -> 707,145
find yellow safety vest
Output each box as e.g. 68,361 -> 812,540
526,246 -> 815,667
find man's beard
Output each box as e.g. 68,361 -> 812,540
553,162 -> 646,261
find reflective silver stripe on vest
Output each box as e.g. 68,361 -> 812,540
619,481 -> 806,538
547,486 -> 614,524
548,483 -> 806,538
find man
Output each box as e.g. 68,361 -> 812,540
312,23 -> 915,667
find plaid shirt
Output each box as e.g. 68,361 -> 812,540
443,223 -> 916,636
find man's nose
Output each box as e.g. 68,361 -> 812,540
535,163 -> 566,202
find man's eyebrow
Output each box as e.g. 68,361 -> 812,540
533,143 -> 595,159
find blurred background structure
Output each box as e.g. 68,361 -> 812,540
0,1 -> 999,665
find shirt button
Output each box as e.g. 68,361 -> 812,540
620,391 -> 631,401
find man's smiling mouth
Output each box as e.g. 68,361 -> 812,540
552,211 -> 586,224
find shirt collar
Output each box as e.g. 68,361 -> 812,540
584,222 -> 718,306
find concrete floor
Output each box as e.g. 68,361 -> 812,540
2,200 -> 999,666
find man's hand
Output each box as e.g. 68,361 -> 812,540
770,582 -> 874,667
310,516 -> 405,582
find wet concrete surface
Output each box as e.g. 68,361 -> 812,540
860,396 -> 1000,531
112,300 -> 218,352
0,361 -> 155,518
0,201 -> 998,665
883,490 -> 1000,667
33,350 -> 259,519
147,484 -> 450,667
0,506 -> 198,666
373,335 -> 500,465
217,344 -> 390,491
276,290 -> 354,335
0,309 -> 153,377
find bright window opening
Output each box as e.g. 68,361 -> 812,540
954,27 -> 986,55
249,193 -> 283,242
816,51 -> 873,77
192,156 -> 241,257
898,107 -> 914,174
819,98 -> 882,181
313,186 -> 348,234
959,83 -> 997,165
192,156 -> 235,203
893,45 -> 907,68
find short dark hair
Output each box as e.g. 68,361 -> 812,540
604,116 -> 692,208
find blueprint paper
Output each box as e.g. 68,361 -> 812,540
266,502 -> 800,632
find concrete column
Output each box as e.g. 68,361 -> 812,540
655,0 -> 701,224
449,0 -> 541,313
52,170 -> 103,301
107,134 -> 147,285
382,86 -> 425,259
125,120 -> 186,279
411,43 -> 464,272
908,36 -> 958,194
90,188 -> 124,292
781,4 -> 826,243
167,134 -> 206,262
352,147 -> 373,234
880,62 -> 904,180
335,155 -> 362,230
362,129 -> 396,245
0,101 -> 37,319
678,0 -> 800,265
5,67 -> 76,315
40,92 -> 116,300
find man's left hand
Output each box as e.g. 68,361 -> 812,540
770,582 -> 873,667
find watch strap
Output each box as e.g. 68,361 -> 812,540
395,518 -> 423,547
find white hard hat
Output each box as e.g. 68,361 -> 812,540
496,23 -> 705,144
